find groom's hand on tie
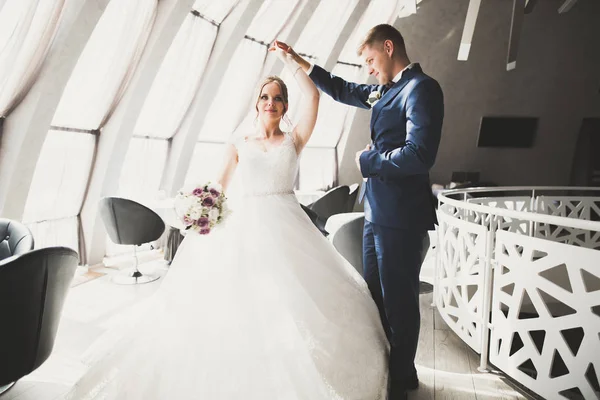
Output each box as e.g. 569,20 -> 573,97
355,144 -> 371,173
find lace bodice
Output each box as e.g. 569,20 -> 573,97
234,132 -> 298,196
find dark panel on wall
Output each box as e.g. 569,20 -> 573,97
477,116 -> 538,148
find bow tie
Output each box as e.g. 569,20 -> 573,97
381,81 -> 394,95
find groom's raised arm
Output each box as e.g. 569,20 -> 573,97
308,65 -> 374,110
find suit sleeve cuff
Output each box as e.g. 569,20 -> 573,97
306,63 -> 314,76
359,151 -> 371,178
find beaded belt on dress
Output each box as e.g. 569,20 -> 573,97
243,190 -> 294,197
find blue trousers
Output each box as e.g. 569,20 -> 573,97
363,221 -> 428,386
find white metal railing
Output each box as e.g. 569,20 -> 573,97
435,186 -> 600,400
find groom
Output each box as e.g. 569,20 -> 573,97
285,24 -> 443,399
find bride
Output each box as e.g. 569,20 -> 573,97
62,41 -> 388,400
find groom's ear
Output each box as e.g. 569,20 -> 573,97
383,39 -> 394,57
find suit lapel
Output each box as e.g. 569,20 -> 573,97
370,64 -> 422,128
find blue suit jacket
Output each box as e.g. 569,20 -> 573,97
309,64 -> 443,230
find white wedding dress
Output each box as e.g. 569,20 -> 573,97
62,132 -> 388,400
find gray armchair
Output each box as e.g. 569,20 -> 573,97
325,213 -> 365,274
309,185 -> 351,222
0,219 -> 34,262
0,247 -> 78,395
347,183 -> 359,212
99,197 -> 165,285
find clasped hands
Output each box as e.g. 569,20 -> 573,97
269,40 -> 299,67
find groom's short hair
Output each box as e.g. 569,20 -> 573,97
357,24 -> 405,56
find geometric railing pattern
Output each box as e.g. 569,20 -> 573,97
536,196 -> 600,250
436,187 -> 600,400
468,196 -> 532,235
435,211 -> 487,352
490,230 -> 600,400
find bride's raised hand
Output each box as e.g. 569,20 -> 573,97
269,40 -> 297,63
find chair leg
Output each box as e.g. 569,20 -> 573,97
131,245 -> 142,278
0,382 -> 15,395
111,245 -> 160,285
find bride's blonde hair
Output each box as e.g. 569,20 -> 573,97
255,76 -> 289,116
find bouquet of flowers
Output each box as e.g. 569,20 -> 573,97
175,182 -> 230,235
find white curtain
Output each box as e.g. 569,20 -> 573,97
26,216 -> 78,251
111,137 -> 168,257
23,0 -> 158,251
52,0 -> 157,129
294,0 -> 359,64
299,148 -> 337,191
193,0 -> 239,23
310,63 -> 362,148
118,138 -> 169,202
0,0 -> 66,116
184,142 -> 228,187
22,130 -> 95,224
245,0 -> 300,41
338,0 -> 401,64
198,39 -> 267,140
134,16 -> 216,139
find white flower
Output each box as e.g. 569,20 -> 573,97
367,90 -> 381,107
189,209 -> 202,220
208,208 -> 220,222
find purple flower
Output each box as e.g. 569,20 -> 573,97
202,197 -> 214,207
197,217 -> 209,228
209,189 -> 220,197
200,228 -> 211,235
192,188 -> 204,197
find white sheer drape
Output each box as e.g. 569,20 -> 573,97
118,12 -> 221,207
52,0 -> 157,129
299,147 -> 337,191
119,2 -> 240,204
0,0 -> 65,116
192,0 -> 239,23
22,130 -> 96,224
338,0 -> 401,64
198,39 -> 267,140
134,16 -> 216,138
246,0 -> 300,41
118,138 -> 169,202
23,0 -> 158,251
310,63 -> 362,148
294,0 -> 359,64
110,137 -> 168,257
26,216 -> 78,253
184,142 -> 228,187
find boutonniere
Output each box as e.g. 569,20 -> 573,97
367,90 -> 381,107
